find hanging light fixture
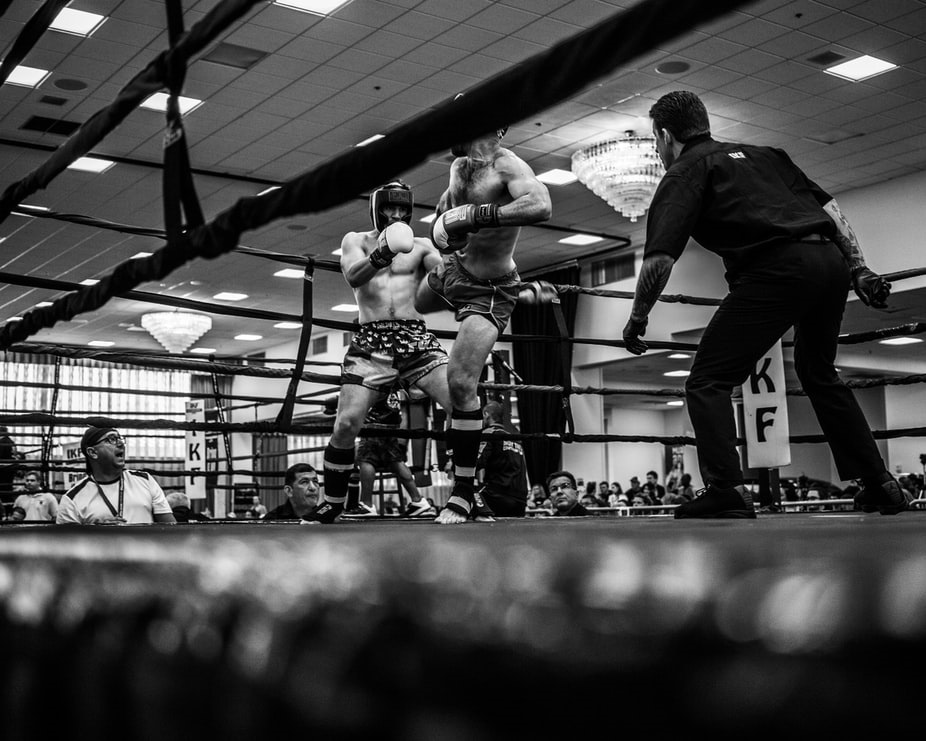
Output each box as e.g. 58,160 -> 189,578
141,311 -> 212,354
571,132 -> 665,222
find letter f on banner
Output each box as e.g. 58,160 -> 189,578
742,340 -> 791,468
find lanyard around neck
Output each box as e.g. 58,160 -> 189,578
92,473 -> 125,519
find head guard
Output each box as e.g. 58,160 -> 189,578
369,180 -> 413,232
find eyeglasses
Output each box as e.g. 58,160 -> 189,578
95,434 -> 125,446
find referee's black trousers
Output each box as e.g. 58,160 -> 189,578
685,240 -> 887,490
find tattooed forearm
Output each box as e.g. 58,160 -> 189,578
823,199 -> 865,271
631,252 -> 676,320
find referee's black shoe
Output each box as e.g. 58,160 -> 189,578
674,484 -> 756,519
854,475 -> 912,515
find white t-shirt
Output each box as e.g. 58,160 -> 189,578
13,491 -> 58,521
56,470 -> 172,525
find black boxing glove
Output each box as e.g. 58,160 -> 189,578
518,280 -> 558,305
430,203 -> 499,253
851,266 -> 891,309
622,315 -> 649,355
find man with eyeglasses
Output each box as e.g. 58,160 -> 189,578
56,426 -> 176,525
545,470 -> 592,517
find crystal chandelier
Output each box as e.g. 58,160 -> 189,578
141,311 -> 212,354
571,132 -> 665,222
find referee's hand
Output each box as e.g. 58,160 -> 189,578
622,315 -> 649,355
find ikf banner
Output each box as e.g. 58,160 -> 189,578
185,400 -> 207,500
742,340 -> 791,468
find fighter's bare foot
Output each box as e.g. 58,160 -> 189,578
435,508 -> 468,525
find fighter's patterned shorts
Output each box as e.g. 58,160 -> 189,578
426,254 -> 521,333
341,320 -> 448,392
357,435 -> 407,468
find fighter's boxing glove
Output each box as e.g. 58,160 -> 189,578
517,280 -> 558,305
369,222 -> 415,269
429,203 -> 499,254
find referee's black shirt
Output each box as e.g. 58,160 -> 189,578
643,134 -> 836,279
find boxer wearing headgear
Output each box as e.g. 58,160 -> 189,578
369,179 -> 413,233
301,180 -> 454,525
415,94 -> 552,525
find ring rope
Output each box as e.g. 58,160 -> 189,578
3,412 -> 924,448
9,343 -> 341,384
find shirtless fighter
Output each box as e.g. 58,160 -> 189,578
416,111 -> 552,525
303,180 -> 453,524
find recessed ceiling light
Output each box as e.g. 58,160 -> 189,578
825,55 -> 897,82
190,347 -> 216,354
88,340 -> 114,347
274,322 -> 303,329
140,92 -> 203,115
234,334 -> 262,341
559,234 -> 603,246
420,214 -> 436,224
50,8 -> 106,36
131,252 -> 153,259
274,268 -> 305,279
537,168 -> 578,185
668,353 -> 690,359
879,337 -> 923,346
4,66 -> 50,88
355,134 -> 384,147
274,0 -> 354,17
332,304 -> 359,312
666,400 -> 684,407
67,156 -> 115,174
663,370 -> 690,377
80,279 -> 100,286
213,292 -> 248,301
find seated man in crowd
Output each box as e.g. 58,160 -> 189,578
57,426 -> 176,525
264,463 -> 321,520
166,490 -> 210,522
546,470 -> 593,517
10,470 -> 58,522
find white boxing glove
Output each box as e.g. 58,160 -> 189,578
429,203 -> 499,254
369,221 -> 415,268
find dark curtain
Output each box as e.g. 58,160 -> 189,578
510,265 -> 579,490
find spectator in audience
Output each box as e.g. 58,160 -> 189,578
10,470 -> 58,522
546,470 -> 592,517
166,490 -> 210,522
57,426 -> 176,525
264,463 -> 321,520
626,476 -> 642,499
528,483 -> 547,507
0,426 -> 21,518
247,494 -> 268,519
663,473 -> 695,505
646,470 -> 666,501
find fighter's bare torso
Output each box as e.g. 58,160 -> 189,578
344,231 -> 437,324
444,150 -> 521,279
